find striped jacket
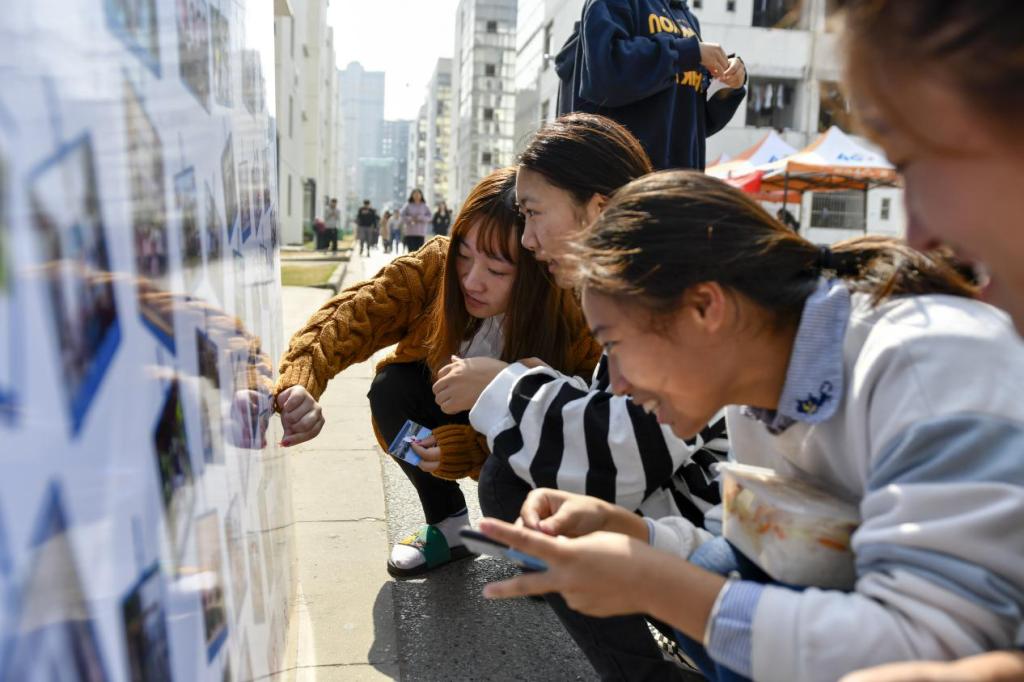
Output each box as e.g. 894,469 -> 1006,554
470,353 -> 728,526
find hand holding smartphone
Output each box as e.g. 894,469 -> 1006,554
459,528 -> 548,572
387,420 -> 432,466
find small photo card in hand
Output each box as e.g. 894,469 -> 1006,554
387,420 -> 432,466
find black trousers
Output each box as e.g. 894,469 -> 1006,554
477,454 -> 693,682
368,361 -> 468,525
403,235 -> 425,253
325,228 -> 338,252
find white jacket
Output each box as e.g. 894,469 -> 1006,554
654,291 -> 1024,681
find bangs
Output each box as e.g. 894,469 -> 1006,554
449,165 -> 522,262
471,214 -> 519,263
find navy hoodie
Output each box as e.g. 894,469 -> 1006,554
555,0 -> 746,171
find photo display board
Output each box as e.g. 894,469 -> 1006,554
0,0 -> 292,679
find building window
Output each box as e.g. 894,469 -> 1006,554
752,0 -> 802,28
287,174 -> 293,217
483,107 -> 494,121
693,0 -> 702,7
482,152 -> 493,165
746,78 -> 797,130
485,63 -> 496,77
880,197 -> 891,221
289,96 -> 294,138
811,191 -> 865,230
486,20 -> 498,33
727,0 -> 736,11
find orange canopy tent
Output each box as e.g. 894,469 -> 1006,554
707,131 -> 802,203
759,126 -> 900,200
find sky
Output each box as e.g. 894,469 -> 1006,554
327,0 -> 461,120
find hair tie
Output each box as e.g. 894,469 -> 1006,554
816,245 -> 833,273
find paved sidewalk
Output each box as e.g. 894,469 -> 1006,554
281,246 -> 596,681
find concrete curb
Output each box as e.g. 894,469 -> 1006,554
323,256 -> 349,295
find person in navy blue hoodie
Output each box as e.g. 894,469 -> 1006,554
555,0 -> 746,171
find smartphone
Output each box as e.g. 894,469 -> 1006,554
387,420 -> 432,466
459,528 -> 548,572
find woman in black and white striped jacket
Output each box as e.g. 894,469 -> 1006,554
460,113 -> 728,681
471,353 -> 728,530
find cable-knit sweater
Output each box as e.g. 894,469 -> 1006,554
276,236 -> 602,479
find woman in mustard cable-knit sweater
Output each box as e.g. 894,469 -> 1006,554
274,167 -> 601,577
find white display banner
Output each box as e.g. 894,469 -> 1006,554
0,0 -> 292,679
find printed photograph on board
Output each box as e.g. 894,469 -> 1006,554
199,389 -> 225,465
247,532 -> 266,624
196,320 -> 225,467
221,134 -> 238,242
0,485 -> 107,680
241,49 -> 264,116
175,167 -> 203,293
238,158 -> 252,244
210,3 -> 232,107
125,79 -> 175,351
223,496 -> 247,620
196,327 -> 221,390
257,478 -> 276,587
121,565 -> 172,681
104,0 -> 161,75
0,144 -> 15,423
266,611 -> 279,675
231,248 -> 246,326
240,633 -> 253,682
250,150 -> 263,237
193,511 -> 228,660
204,180 -> 224,302
176,0 -> 212,110
30,134 -> 121,436
154,380 -> 196,563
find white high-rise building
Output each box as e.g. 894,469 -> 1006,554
424,59 -> 453,209
514,0 -> 903,239
407,105 -> 428,199
514,0 -> 577,155
338,62 -> 386,222
302,0 -> 339,224
450,0 -> 518,207
275,2 -> 307,245
381,119 -> 412,211
275,0 -> 340,244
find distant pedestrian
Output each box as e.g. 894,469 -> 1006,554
356,199 -> 379,257
380,210 -> 393,254
324,198 -> 341,253
390,211 -> 404,253
313,217 -> 327,250
400,189 -> 431,253
431,201 -> 452,237
777,206 -> 800,232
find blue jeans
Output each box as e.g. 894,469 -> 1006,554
673,538 -> 784,682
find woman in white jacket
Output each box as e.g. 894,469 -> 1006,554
476,171 -> 1024,682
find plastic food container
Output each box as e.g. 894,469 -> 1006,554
717,462 -> 860,590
